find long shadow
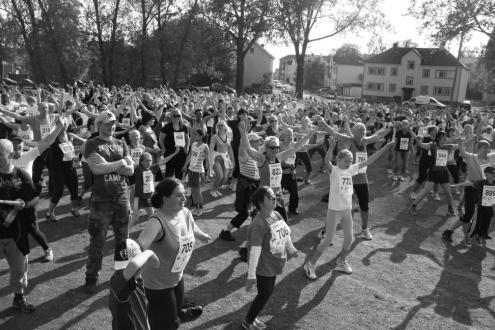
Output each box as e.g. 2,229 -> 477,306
393,243 -> 495,329
362,208 -> 449,267
0,283 -> 109,330
59,295 -> 107,329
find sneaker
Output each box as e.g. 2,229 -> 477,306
209,190 -> 218,198
12,295 -> 35,313
335,259 -> 352,274
195,208 -> 203,216
357,228 -> 373,240
441,230 -> 453,243
305,179 -> 312,185
71,208 -> 80,218
219,230 -> 235,241
242,320 -> 264,330
83,280 -> 98,294
304,261 -> 317,280
433,193 -> 441,201
318,229 -> 326,240
288,209 -> 299,215
409,192 -> 417,200
399,175 -> 405,181
46,213 -> 58,224
410,204 -> 417,215
253,318 -> 267,329
447,206 -> 456,216
43,248 -> 54,262
178,304 -> 203,321
216,190 -> 223,197
393,175 -> 399,181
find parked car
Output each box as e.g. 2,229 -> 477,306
211,83 -> 236,94
282,85 -> 295,93
402,95 -> 446,109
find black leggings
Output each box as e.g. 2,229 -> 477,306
281,173 -> 298,212
469,205 -> 493,238
27,219 -> 49,250
145,278 -> 184,330
296,151 -> 312,173
50,164 -> 79,205
353,183 -> 369,212
447,164 -> 460,184
461,186 -> 478,224
246,275 -> 276,323
32,150 -> 49,195
416,158 -> 430,185
164,151 -> 187,180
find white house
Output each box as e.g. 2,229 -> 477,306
328,53 -> 365,98
243,43 -> 275,87
363,44 -> 469,102
278,54 -> 328,84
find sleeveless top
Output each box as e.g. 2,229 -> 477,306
142,209 -> 195,290
259,156 -> 281,194
188,142 -> 208,173
239,156 -> 260,180
349,138 -> 368,185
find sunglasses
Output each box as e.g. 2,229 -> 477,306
265,193 -> 276,201
218,125 -> 224,128
267,145 -> 280,150
269,120 -> 277,123
172,114 -> 181,118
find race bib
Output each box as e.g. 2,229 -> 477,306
285,154 -> 295,166
174,132 -> 185,147
355,151 -> 367,174
190,148 -> 200,167
269,221 -> 290,255
171,234 -> 195,273
399,138 -> 409,150
142,170 -> 154,194
59,141 -> 75,161
121,118 -> 131,128
435,149 -> 448,167
482,186 -> 495,206
40,125 -> 51,139
207,118 -> 214,128
339,172 -> 353,195
269,163 -> 282,188
130,148 -> 142,165
19,129 -> 33,142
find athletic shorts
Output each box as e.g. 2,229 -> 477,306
427,169 -> 449,184
188,171 -> 202,188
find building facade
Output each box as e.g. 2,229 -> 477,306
328,53 -> 365,97
243,43 -> 275,87
363,45 -> 469,103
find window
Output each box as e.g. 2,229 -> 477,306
435,70 -> 455,79
366,82 -> 384,91
407,61 -> 415,70
406,76 -> 414,86
250,47 -> 254,53
287,60 -> 293,65
420,85 -> 429,95
368,67 -> 386,75
433,86 -> 451,96
422,69 -> 430,78
391,68 -> 398,76
389,84 -> 396,93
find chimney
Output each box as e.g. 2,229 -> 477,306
393,42 -> 398,48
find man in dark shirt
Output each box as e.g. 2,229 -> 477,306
109,238 -> 159,330
0,138 -> 39,313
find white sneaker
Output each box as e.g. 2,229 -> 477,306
335,259 -> 352,274
433,193 -> 440,201
304,262 -> 317,280
399,175 -> 405,181
43,248 -> 53,262
409,192 -> 417,200
210,190 -> 218,198
216,190 -> 223,197
393,175 -> 399,181
357,228 -> 373,240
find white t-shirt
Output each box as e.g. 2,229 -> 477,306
328,164 -> 359,211
12,147 -> 40,178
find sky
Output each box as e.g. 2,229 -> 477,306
262,0 -> 489,68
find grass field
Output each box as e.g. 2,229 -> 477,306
1,155 -> 494,330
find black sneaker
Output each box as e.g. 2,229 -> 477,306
239,247 -> 248,262
441,230 -> 453,243
12,295 -> 35,313
219,230 -> 235,241
83,279 -> 97,294
178,304 -> 203,321
46,213 -> 58,224
71,208 -> 80,218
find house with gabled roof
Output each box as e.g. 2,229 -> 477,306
243,43 -> 275,88
328,53 -> 365,98
362,43 -> 469,102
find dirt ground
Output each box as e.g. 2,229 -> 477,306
1,155 -> 494,330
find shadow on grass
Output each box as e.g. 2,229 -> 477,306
393,242 -> 495,329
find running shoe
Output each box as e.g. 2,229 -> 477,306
242,320 -> 264,330
12,295 -> 35,313
83,279 -> 98,294
43,248 -> 54,262
357,228 -> 373,240
46,213 -> 58,224
318,229 -> 326,240
209,190 -> 219,198
399,175 -> 405,181
305,179 -> 313,185
253,318 -> 267,329
393,175 -> 399,181
304,261 -> 317,280
216,190 -> 223,197
441,230 -> 453,243
410,204 -> 417,215
219,230 -> 235,241
447,206 -> 456,216
335,259 -> 353,274
433,193 -> 441,201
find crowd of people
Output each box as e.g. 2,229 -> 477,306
0,81 -> 493,329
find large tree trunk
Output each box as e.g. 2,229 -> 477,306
139,0 -> 147,86
295,54 -> 305,99
92,0 -> 109,85
235,52 -> 245,94
108,0 -> 121,85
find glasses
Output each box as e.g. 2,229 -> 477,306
269,120 -> 277,123
217,125 -> 224,128
265,193 -> 276,201
172,114 -> 181,118
267,145 -> 280,150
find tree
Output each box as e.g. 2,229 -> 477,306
303,56 -> 325,90
334,43 -> 361,59
400,39 -> 418,48
203,0 -> 273,94
274,0 -> 385,98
